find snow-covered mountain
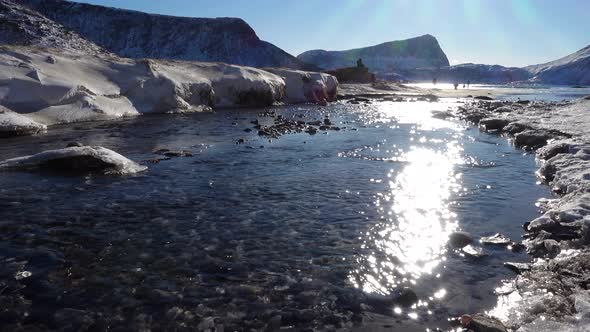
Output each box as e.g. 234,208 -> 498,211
0,0 -> 106,55
525,45 -> 590,85
19,0 -> 306,69
297,35 -> 450,72
403,63 -> 531,84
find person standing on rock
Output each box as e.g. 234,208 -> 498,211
356,58 -> 365,68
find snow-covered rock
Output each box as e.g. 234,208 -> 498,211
0,105 -> 46,137
19,0 -> 305,69
297,34 -> 449,72
264,68 -> 338,104
0,46 -> 338,134
0,146 -> 147,174
0,47 -> 294,126
489,250 -> 590,332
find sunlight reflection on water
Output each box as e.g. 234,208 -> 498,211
350,102 -> 467,299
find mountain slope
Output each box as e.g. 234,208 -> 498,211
19,0 -> 305,69
402,63 -> 531,84
297,35 -> 450,72
0,0 -> 105,54
526,45 -> 590,85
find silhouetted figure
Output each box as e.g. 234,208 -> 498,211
463,83 -> 466,88
432,78 -> 438,85
467,80 -> 471,88
453,82 -> 459,90
356,58 -> 365,68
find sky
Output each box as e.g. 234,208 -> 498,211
74,0 -> 590,67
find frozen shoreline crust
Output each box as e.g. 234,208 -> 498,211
0,46 -> 338,133
453,97 -> 590,331
0,104 -> 46,137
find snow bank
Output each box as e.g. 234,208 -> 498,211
0,145 -> 147,174
0,46 -> 337,135
453,98 -> 590,331
489,250 -> 590,332
0,105 -> 46,137
264,68 -> 338,104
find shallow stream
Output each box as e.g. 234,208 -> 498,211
0,100 -> 549,331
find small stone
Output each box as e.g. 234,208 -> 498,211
462,244 -> 486,258
507,242 -> 526,252
504,262 -> 531,274
480,233 -> 511,246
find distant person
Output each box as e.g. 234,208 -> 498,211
463,83 -> 466,88
453,82 -> 459,90
432,78 -> 438,86
467,80 -> 471,88
356,58 -> 365,68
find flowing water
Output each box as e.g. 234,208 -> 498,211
0,100 -> 549,331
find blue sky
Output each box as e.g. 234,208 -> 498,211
75,0 -> 590,67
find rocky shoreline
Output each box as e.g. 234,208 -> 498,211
444,97 -> 590,331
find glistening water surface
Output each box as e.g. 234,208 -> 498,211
0,100 -> 549,331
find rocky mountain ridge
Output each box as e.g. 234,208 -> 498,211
298,34 -> 450,72
19,0 -> 307,69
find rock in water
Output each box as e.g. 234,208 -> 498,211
479,118 -> 510,132
449,231 -> 473,248
480,233 -> 512,246
461,313 -> 507,332
462,244 -> 486,258
0,146 -> 147,174
392,287 -> 418,307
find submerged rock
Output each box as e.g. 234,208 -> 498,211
0,146 -> 146,174
449,231 -> 473,248
392,287 -> 418,307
